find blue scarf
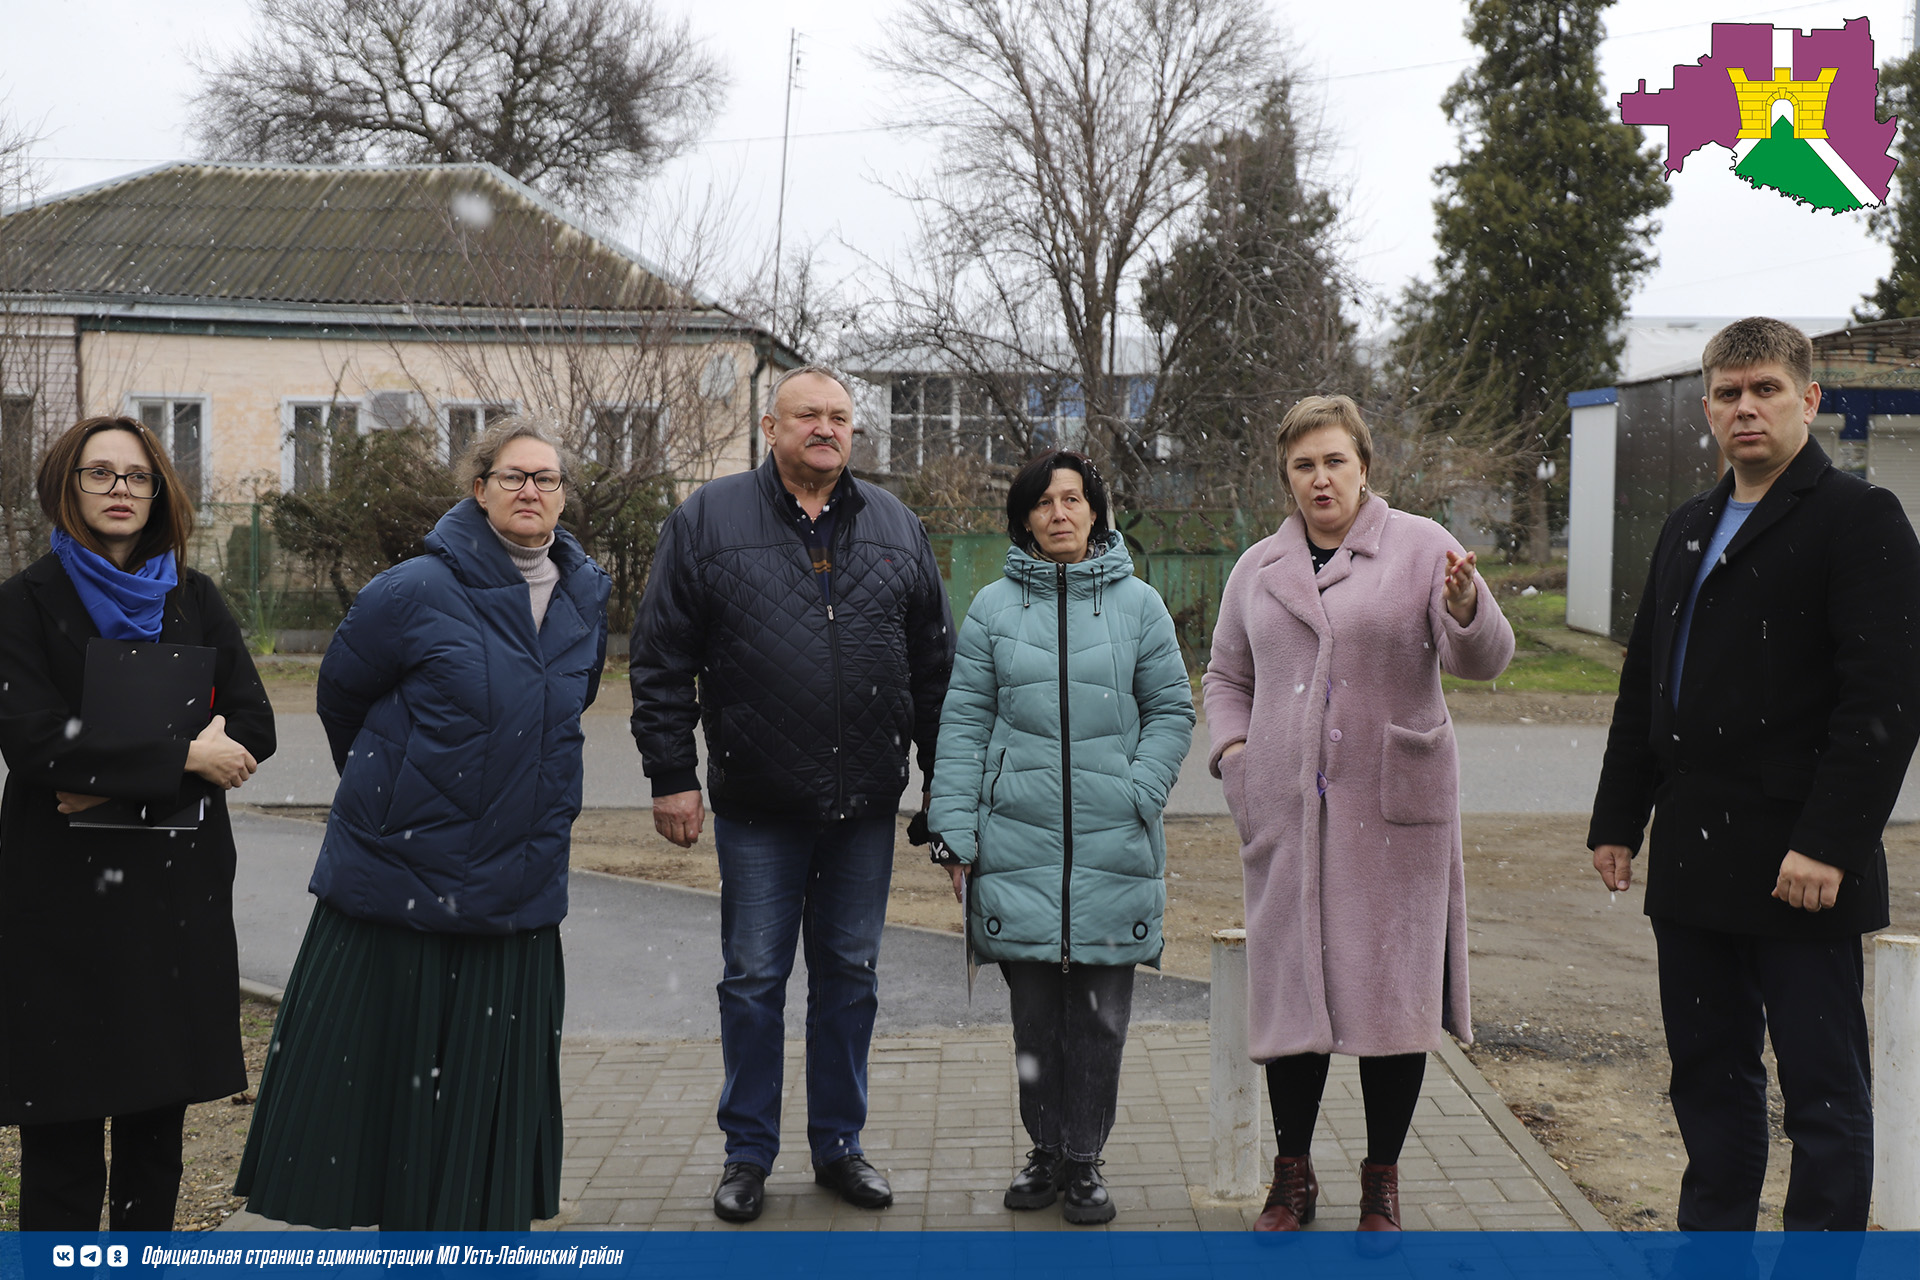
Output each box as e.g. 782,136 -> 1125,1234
51,528 -> 177,641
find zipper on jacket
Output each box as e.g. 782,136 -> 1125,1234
1057,561 -> 1074,972
780,494 -> 849,814
826,519 -> 847,812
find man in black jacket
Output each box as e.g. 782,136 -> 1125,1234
1589,317 -> 1920,1230
630,364 -> 954,1223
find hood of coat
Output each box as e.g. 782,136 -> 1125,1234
425,496 -> 588,590
1001,529 -> 1134,601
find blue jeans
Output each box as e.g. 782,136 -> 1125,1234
713,812 -> 895,1170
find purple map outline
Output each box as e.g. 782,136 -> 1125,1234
1619,18 -> 1895,200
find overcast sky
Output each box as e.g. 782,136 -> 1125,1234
1,0 -> 1912,327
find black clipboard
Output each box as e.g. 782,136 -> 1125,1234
68,638 -> 217,831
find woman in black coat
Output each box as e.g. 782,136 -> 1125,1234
0,415 -> 273,1230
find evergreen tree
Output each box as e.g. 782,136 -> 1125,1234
1141,80 -> 1363,508
1404,0 -> 1669,561
1858,51 -> 1920,321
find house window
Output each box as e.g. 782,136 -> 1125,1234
586,405 -> 661,469
889,376 -> 958,471
288,403 -> 359,492
1,394 -> 32,507
445,403 -> 514,464
134,398 -> 206,500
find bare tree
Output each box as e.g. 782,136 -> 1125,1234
1140,78 -> 1364,509
190,0 -> 727,216
354,202 -> 754,628
1365,312 -> 1538,542
0,107 -> 59,575
871,0 -> 1285,499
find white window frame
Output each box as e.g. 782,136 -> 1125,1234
280,396 -> 366,492
583,402 -> 667,470
124,394 -> 212,502
440,400 -> 519,464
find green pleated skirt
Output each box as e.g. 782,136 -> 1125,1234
234,901 -> 564,1230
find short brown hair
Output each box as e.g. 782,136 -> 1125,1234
1275,394 -> 1374,473
458,416 -> 573,491
37,415 -> 195,567
1701,317 -> 1814,390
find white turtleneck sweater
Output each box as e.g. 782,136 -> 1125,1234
490,523 -> 561,629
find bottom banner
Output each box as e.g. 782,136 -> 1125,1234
2,1231 -> 1913,1280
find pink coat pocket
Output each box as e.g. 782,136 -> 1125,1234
1379,720 -> 1458,825
1220,750 -> 1251,844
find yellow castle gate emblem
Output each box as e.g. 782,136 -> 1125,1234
1728,67 -> 1837,139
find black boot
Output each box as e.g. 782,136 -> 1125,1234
1004,1147 -> 1066,1210
1062,1158 -> 1115,1225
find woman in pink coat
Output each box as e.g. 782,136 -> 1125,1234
1203,395 -> 1513,1234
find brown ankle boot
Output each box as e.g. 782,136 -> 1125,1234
1357,1160 -> 1401,1231
1252,1153 -> 1318,1230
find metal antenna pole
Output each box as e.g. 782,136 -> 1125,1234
772,28 -> 798,344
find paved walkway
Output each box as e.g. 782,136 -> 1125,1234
213,805 -> 1609,1234
222,1023 -> 1605,1233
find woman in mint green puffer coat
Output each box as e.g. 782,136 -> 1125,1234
928,450 -> 1194,1225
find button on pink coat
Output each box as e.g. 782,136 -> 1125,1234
1203,499 -> 1514,1060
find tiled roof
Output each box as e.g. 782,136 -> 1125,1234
0,161 -> 693,312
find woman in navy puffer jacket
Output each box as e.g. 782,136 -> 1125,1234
236,419 -> 610,1230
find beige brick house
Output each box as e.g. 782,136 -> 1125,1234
0,161 -> 799,577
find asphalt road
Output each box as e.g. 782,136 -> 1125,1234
157,710 -> 1920,819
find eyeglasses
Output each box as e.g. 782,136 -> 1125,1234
485,469 -> 565,492
74,467 -> 161,498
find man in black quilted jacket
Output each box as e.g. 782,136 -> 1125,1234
630,364 -> 954,1223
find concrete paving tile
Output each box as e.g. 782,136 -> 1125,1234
1495,1177 -> 1555,1203
1447,1178 -> 1502,1203
568,1200 -> 620,1225
607,1199 -> 661,1224
1144,1184 -> 1197,1211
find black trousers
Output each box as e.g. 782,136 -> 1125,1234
18,1103 -> 189,1231
1652,918 -> 1873,1231
1266,1052 -> 1427,1165
1001,961 -> 1135,1162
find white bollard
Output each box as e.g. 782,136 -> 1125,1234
1209,927 -> 1262,1199
1873,934 -> 1920,1229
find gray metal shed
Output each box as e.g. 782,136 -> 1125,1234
1566,316 -> 1920,643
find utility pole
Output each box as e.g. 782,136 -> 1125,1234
772,29 -> 800,346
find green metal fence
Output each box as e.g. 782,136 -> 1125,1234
927,509 -> 1263,673
192,502 -> 349,645
186,501 -> 1262,666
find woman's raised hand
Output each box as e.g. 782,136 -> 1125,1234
187,715 -> 259,790
1443,550 -> 1479,626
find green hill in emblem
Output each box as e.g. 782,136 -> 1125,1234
1734,115 -> 1862,211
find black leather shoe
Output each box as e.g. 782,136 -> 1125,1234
1004,1147 -> 1066,1210
712,1162 -> 766,1222
1062,1158 -> 1115,1225
813,1153 -> 893,1209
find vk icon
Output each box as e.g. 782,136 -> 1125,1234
51,1246 -> 74,1267
79,1247 -> 102,1267
107,1247 -> 129,1267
